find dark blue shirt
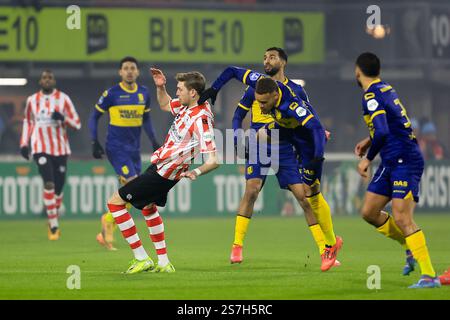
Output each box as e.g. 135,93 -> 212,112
362,79 -> 422,164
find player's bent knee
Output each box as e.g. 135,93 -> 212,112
288,184 -> 306,200
304,184 -> 320,197
393,214 -> 412,230
360,205 -> 378,224
108,191 -> 126,206
44,181 -> 55,190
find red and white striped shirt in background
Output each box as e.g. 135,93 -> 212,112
20,89 -> 81,156
150,98 -> 216,180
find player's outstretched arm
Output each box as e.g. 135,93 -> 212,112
150,68 -> 171,112
199,67 -> 263,105
180,152 -> 220,180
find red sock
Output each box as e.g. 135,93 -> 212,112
142,204 -> 169,266
55,193 -> 63,210
44,189 -> 58,228
107,203 -> 148,260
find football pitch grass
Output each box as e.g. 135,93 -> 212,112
0,214 -> 449,300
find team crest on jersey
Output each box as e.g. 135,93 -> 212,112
249,72 -> 261,81
367,99 -> 379,111
295,106 -> 307,117
367,99 -> 378,111
138,93 -> 144,103
247,166 -> 253,175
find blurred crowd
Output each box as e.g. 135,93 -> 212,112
412,118 -> 447,161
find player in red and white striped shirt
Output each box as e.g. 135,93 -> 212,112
20,70 -> 81,240
150,95 -> 216,180
106,69 -> 219,274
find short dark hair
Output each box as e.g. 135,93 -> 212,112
356,52 -> 380,77
39,69 -> 55,80
266,47 -> 288,63
119,56 -> 138,69
175,71 -> 206,95
40,69 -> 54,78
255,77 -> 278,95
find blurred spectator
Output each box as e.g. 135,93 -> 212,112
0,103 -> 20,154
0,116 -> 5,146
410,117 -> 420,138
417,120 -> 446,160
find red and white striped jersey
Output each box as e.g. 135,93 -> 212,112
20,89 -> 81,156
150,99 -> 216,180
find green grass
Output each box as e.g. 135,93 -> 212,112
0,214 -> 449,300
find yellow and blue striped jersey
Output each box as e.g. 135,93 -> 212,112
362,79 -> 422,163
95,82 -> 151,150
236,77 -> 311,129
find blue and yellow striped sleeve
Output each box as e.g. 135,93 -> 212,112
95,89 -> 111,113
363,94 -> 389,160
238,86 -> 254,111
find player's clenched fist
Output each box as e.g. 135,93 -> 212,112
92,140 -> 105,159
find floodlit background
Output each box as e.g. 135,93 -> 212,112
0,0 -> 449,217
0,0 -> 450,301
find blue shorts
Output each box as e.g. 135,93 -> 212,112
367,159 -> 424,203
245,162 -> 302,190
245,139 -> 302,189
300,160 -> 323,186
106,147 -> 141,180
276,125 -> 323,186
292,136 -> 323,186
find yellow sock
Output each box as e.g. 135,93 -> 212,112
309,224 -> 326,255
307,193 -> 336,246
405,230 -> 436,277
376,214 -> 408,249
104,211 -> 115,223
234,215 -> 250,246
102,211 -> 116,242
